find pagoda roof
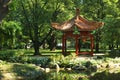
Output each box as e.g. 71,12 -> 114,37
51,9 -> 104,31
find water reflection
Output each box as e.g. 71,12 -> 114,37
45,69 -> 93,80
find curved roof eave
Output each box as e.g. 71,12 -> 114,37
51,9 -> 104,31
51,16 -> 76,31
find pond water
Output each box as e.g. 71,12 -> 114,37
39,69 -> 120,80
43,69 -> 94,80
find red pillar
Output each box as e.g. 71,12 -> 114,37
62,34 -> 65,55
78,38 -> 81,52
75,35 -> 79,56
62,33 -> 67,55
65,36 -> 67,54
90,35 -> 94,56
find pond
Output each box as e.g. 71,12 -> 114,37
42,69 -> 95,80
28,54 -> 120,80
41,69 -> 120,80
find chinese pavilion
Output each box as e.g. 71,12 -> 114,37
51,9 -> 104,56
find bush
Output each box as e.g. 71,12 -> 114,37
0,50 -> 24,62
0,50 -> 52,67
26,57 -> 52,67
109,49 -> 120,57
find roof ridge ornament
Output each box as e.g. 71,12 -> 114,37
76,8 -> 80,16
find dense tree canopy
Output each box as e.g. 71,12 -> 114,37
0,0 -> 120,55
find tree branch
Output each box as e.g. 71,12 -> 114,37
39,28 -> 53,46
20,0 -> 34,41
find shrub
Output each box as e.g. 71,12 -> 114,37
0,50 -> 24,62
27,57 -> 52,67
109,49 -> 120,57
0,50 -> 52,67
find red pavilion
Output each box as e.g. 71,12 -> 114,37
51,9 -> 104,56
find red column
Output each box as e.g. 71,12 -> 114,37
78,38 -> 81,52
90,35 -> 94,56
65,36 -> 67,54
75,35 -> 79,56
62,34 -> 65,55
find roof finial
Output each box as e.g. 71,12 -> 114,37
76,8 -> 80,16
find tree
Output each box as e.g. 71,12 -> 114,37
100,0 -> 120,50
19,0 -> 70,55
19,0 -> 51,55
46,0 -> 71,51
80,0 -> 120,52
19,0 -> 77,54
102,17 -> 120,50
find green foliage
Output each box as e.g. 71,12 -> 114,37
26,57 -> 52,67
1,49 -> 120,79
89,70 -> 120,80
0,0 -> 114,51
1,0 -> 120,55
0,60 -> 45,80
47,71 -> 83,80
101,18 -> 120,49
0,50 -> 24,62
0,50 -> 52,67
0,20 -> 22,49
109,49 -> 120,57
11,64 -> 43,79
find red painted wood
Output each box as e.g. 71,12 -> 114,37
62,31 -> 94,56
62,34 -> 65,55
75,36 -> 79,56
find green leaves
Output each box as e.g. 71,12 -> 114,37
0,20 -> 22,49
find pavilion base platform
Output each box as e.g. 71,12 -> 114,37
62,51 -> 93,56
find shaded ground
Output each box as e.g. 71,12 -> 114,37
88,70 -> 120,80
0,61 -> 44,80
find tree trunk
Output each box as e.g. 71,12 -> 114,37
42,41 -> 46,49
95,42 -> 99,52
0,0 -> 10,21
49,34 -> 57,51
95,32 -> 100,52
116,45 -> 119,49
109,44 -> 114,50
33,41 -> 40,55
33,25 -> 40,55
